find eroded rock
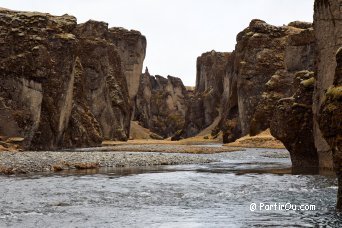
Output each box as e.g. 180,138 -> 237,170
134,68 -> 188,138
180,51 -> 231,138
0,9 -> 141,149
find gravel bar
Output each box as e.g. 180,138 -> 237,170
0,151 -> 217,174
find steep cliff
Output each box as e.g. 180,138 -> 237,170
0,9 -> 138,149
251,26 -> 316,136
235,19 -> 296,136
270,71 -> 318,170
214,52 -> 241,143
264,25 -> 319,171
218,20 -> 312,143
179,51 -> 230,138
108,27 -> 146,117
313,0 -> 340,169
134,69 -> 188,138
0,8 -> 79,149
74,20 -> 131,141
313,0 -> 342,209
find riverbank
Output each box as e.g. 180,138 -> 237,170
99,143 -> 239,153
0,150 -> 219,175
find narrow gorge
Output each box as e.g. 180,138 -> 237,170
0,0 -> 341,214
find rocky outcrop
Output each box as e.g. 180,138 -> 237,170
235,19 -> 295,136
134,69 -> 188,138
270,71 -> 318,169
251,26 -> 316,136
0,9 -> 80,149
74,21 -> 131,141
313,0 -> 340,169
0,9 -> 139,150
215,52 -> 241,143
313,0 -> 342,209
179,51 -> 230,138
107,27 -> 146,117
218,20 -> 313,144
269,26 -> 318,170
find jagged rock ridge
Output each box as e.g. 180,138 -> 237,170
0,9 -> 146,150
134,68 -> 188,138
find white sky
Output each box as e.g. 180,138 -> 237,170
1,0 -> 314,86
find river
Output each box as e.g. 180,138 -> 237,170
0,148 -> 341,227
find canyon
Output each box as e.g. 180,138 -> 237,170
0,0 -> 341,209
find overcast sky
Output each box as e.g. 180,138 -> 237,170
1,0 -> 314,86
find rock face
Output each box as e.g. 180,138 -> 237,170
74,21 -> 131,141
313,0 -> 341,169
179,51 -> 230,138
251,26 -> 316,136
134,69 -> 188,138
0,9 -> 139,150
263,25 -> 319,170
313,0 -> 342,209
0,8 -> 80,149
235,19 -> 292,135
218,20 -> 314,144
108,27 -> 146,117
270,71 -> 318,170
215,52 -> 241,143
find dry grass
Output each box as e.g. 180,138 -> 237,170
101,143 -> 239,154
224,129 -> 285,149
103,135 -> 221,147
129,121 -> 155,140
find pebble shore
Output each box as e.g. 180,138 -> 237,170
0,150 -> 218,175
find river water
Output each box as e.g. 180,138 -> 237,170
0,148 -> 341,227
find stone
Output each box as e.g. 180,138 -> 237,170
134,68 -> 188,138
108,27 -> 147,117
180,51 -> 231,138
270,71 -> 319,170
313,0 -> 341,169
75,20 -> 131,141
0,9 -> 142,150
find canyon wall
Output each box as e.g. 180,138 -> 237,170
108,27 -> 146,117
269,25 -> 319,170
313,0 -> 342,209
0,9 -> 141,149
235,19 -> 291,136
178,51 -> 230,139
134,68 -> 188,138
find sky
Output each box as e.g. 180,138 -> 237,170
1,0 -> 314,86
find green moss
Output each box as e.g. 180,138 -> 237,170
55,33 -> 76,40
300,77 -> 315,87
292,103 -> 311,109
325,103 -> 338,112
326,86 -> 342,100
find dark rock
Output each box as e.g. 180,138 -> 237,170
313,0 -> 341,169
235,19 -> 291,135
271,71 -> 318,169
181,51 -> 231,138
75,20 -> 131,141
318,48 -> 342,209
0,9 -> 143,150
107,27 -> 146,117
134,68 -> 188,138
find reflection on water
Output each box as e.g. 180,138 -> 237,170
0,148 -> 341,227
